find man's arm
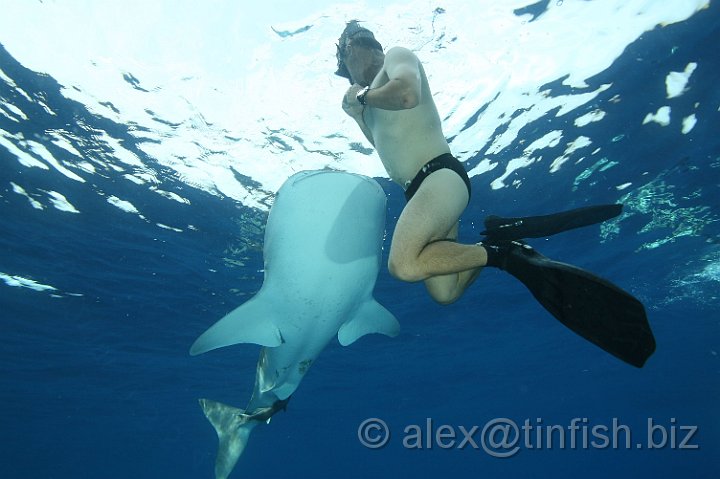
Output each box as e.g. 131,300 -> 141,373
340,47 -> 422,145
363,47 -> 421,111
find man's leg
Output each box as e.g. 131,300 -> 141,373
422,222 -> 486,304
388,169 -> 488,304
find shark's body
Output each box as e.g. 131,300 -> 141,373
190,170 -> 399,479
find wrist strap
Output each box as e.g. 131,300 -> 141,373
356,86 -> 371,105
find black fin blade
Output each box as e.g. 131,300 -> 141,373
502,245 -> 655,367
482,204 -> 623,240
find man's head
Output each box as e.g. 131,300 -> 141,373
335,20 -> 383,84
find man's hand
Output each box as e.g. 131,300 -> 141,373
342,84 -> 365,119
341,84 -> 375,146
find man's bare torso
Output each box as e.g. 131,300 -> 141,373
363,55 -> 451,186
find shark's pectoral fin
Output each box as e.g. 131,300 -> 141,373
190,298 -> 283,356
338,299 -> 400,346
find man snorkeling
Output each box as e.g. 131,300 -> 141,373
336,20 -> 487,305
334,20 -> 655,368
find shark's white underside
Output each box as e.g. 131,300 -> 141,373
190,170 -> 399,479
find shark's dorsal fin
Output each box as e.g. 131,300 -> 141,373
338,299 -> 400,346
190,298 -> 283,356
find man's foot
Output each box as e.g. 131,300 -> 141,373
479,239 -> 532,270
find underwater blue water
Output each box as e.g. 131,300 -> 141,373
2,5 -> 719,479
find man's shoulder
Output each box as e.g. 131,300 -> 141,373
383,47 -> 421,74
385,46 -> 418,60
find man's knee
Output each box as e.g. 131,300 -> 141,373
388,256 -> 425,283
427,287 -> 460,306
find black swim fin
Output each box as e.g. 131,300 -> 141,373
481,204 -> 623,240
485,240 -> 655,368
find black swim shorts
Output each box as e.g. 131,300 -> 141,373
404,153 -> 472,202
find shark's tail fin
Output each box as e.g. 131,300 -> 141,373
199,398 -> 260,479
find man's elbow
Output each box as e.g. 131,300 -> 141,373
402,92 -> 419,109
390,76 -> 420,109
400,90 -> 420,109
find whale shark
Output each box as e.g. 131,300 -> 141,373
190,170 -> 400,479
